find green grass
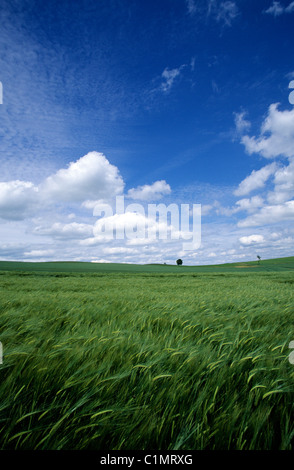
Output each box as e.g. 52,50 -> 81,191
0,258 -> 293,450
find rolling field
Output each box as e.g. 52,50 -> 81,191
0,255 -> 294,274
0,257 -> 294,450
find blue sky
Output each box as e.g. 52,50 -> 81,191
0,0 -> 294,264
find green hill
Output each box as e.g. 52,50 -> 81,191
0,256 -> 293,274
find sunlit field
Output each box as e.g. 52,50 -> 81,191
0,259 -> 293,450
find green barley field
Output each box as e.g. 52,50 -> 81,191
0,257 -> 294,450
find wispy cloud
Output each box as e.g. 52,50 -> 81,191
215,1 -> 239,26
207,1 -> 239,26
187,0 -> 239,26
264,1 -> 294,16
160,66 -> 185,93
186,0 -> 198,16
234,111 -> 251,135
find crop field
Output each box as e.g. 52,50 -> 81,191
0,258 -> 294,450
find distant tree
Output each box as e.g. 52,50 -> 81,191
176,259 -> 183,266
257,255 -> 261,264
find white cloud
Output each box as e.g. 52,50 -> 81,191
91,259 -> 112,263
126,237 -> 159,246
188,0 -> 239,26
127,180 -> 171,201
161,67 -> 183,93
234,163 -> 277,196
286,1 -> 294,12
234,102 -> 294,231
264,1 -> 294,16
228,249 -> 236,255
102,246 -> 139,255
91,211 -> 166,242
238,200 -> 294,227
24,249 -> 55,257
34,222 -> 94,239
0,180 -> 39,220
207,1 -> 239,26
234,111 -> 251,134
241,104 -> 294,159
82,199 -> 108,210
42,151 -> 124,203
84,203 -> 198,249
202,204 -> 213,215
264,1 -> 284,15
0,152 -> 125,221
82,212 -> 151,245
235,196 -> 264,213
215,1 -> 239,26
267,160 -> 294,203
0,241 -> 28,258
239,234 -> 265,245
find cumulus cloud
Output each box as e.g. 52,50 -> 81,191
85,203 -> 197,247
264,1 -> 294,16
234,163 -> 277,196
241,104 -> 294,159
239,234 -> 265,245
34,222 -> 94,239
127,180 -> 171,201
42,151 -> 124,203
238,200 -> 294,227
0,180 -> 39,220
267,160 -> 294,203
233,162 -> 294,228
90,211 -> 169,243
234,101 -> 294,230
81,212 -> 150,245
235,196 -> 264,213
0,152 -> 125,220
